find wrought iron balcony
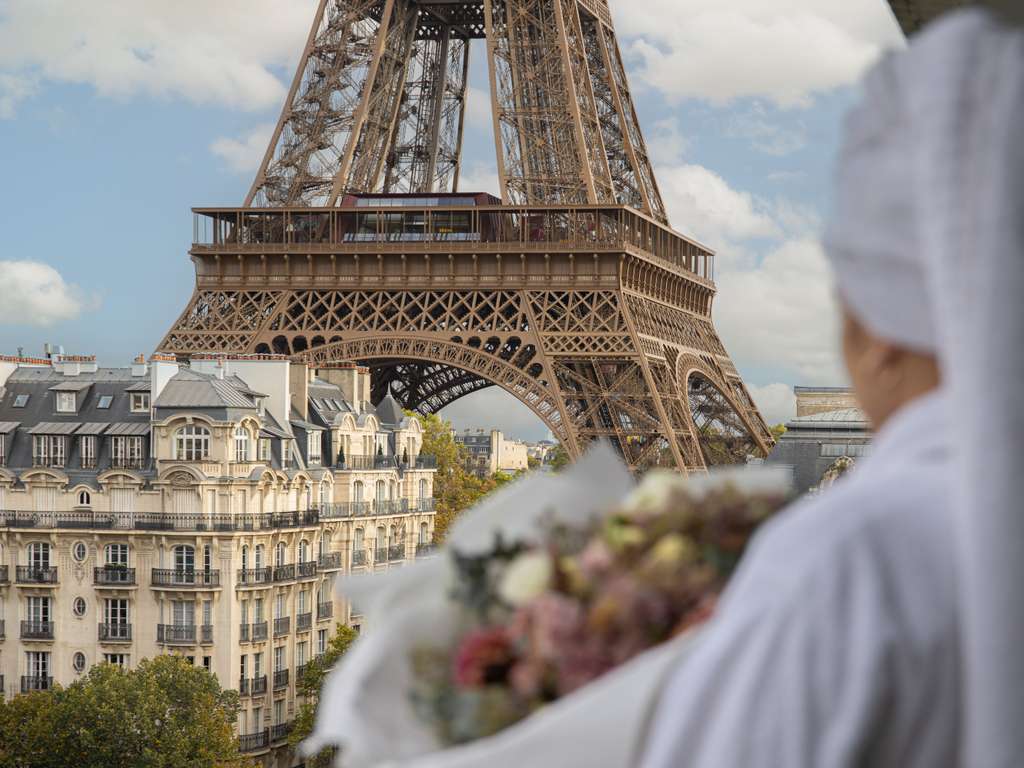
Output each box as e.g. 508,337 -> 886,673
98,623 -> 132,642
273,617 -> 290,637
238,677 -> 251,696
151,569 -> 220,588
374,548 -> 388,563
270,722 -> 292,743
21,675 -> 52,693
111,457 -> 146,470
251,620 -> 268,641
238,730 -> 269,753
296,663 -> 309,683
94,566 -> 136,586
317,552 -> 342,570
16,566 -> 57,584
251,674 -> 268,694
272,564 -> 295,582
21,620 -> 54,640
351,550 -> 367,567
297,560 -> 317,579
317,602 -> 333,621
157,624 -> 196,645
237,567 -> 272,586
296,612 -> 312,632
0,509 -> 320,532
273,669 -> 289,690
416,498 -> 437,512
240,623 -> 251,642
388,545 -> 405,562
401,454 -> 438,470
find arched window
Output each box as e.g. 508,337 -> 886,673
298,540 -> 309,564
77,490 -> 91,507
275,542 -> 286,567
173,545 -> 195,572
375,480 -> 386,504
254,544 -> 265,569
241,545 -> 249,571
27,542 -> 50,569
389,481 -> 397,500
353,481 -> 364,503
318,533 -> 329,558
234,426 -> 250,463
175,425 -> 210,461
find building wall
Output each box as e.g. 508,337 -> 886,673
794,387 -> 861,418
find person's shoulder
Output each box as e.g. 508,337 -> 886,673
724,458 -> 954,610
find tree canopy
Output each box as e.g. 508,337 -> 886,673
0,655 -> 247,768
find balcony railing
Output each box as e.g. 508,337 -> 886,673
240,623 -> 251,642
297,560 -> 317,579
317,552 -> 342,570
200,624 -> 213,644
272,564 -> 295,582
415,498 -> 437,512
416,543 -> 438,557
21,675 -> 52,693
237,567 -> 272,586
273,669 -> 289,690
401,455 -> 438,471
252,621 -> 268,641
388,545 -> 405,562
318,499 -> 429,520
296,612 -> 312,632
16,566 -> 57,584
251,674 -> 268,694
0,509 -> 320,532
111,457 -> 146,470
21,620 -> 54,640
238,677 -> 251,696
98,623 -> 132,642
94,566 -> 136,586
238,730 -> 269,753
374,548 -> 388,563
296,662 -> 309,683
317,602 -> 333,621
273,617 -> 290,637
157,624 -> 196,645
351,550 -> 367,567
151,569 -> 220,588
270,722 -> 292,743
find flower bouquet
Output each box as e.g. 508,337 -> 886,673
306,446 -> 791,768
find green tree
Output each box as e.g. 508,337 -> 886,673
546,443 -> 571,471
0,655 -> 247,768
289,625 -> 359,768
412,412 -> 486,541
770,423 -> 788,441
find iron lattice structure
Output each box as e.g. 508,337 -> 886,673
161,0 -> 773,472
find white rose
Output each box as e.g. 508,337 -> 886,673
499,552 -> 553,607
619,470 -> 688,518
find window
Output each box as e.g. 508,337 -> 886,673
105,543 -> 128,566
28,542 -> 50,569
254,598 -> 264,622
307,431 -> 322,465
419,522 -> 429,545
317,629 -> 327,655
97,395 -> 113,409
353,481 -> 364,503
234,427 -> 250,463
73,652 -> 87,673
27,596 -> 51,624
33,435 -> 66,468
298,540 -> 309,564
175,425 -> 210,461
105,598 -> 128,626
296,641 -> 308,667
275,542 -> 286,568
56,392 -> 77,413
13,393 -> 29,408
173,545 -> 195,572
80,436 -> 96,469
240,654 -> 248,680
241,600 -> 249,625
202,656 -> 212,671
203,599 -> 212,627
171,600 -> 195,627
274,594 -> 285,621
273,699 -> 285,725
375,480 -> 386,503
273,646 -> 285,673
73,597 -> 87,617
298,590 -> 309,614
112,436 -> 144,468
252,707 -> 262,733
103,654 -> 128,667
130,393 -> 150,412
203,544 -> 212,572
258,438 -> 271,462
419,479 -> 428,499
353,528 -> 364,552
241,545 -> 249,571
254,545 -> 265,569
254,652 -> 263,677
72,541 -> 88,561
0,434 -> 5,466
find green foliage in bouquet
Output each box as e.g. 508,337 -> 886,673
410,471 -> 790,746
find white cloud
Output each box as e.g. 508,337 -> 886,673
210,123 -> 275,173
747,383 -> 798,426
0,0 -> 318,115
616,0 -> 902,108
0,261 -> 91,326
647,118 -> 689,165
0,73 -> 35,118
440,388 -> 551,443
726,104 -> 807,156
464,86 -> 494,136
458,164 -> 501,198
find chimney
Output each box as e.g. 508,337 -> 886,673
358,366 -> 371,408
290,362 -> 310,421
131,354 -> 148,378
317,363 -> 361,414
150,354 -> 180,403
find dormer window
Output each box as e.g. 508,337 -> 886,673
56,392 -> 76,413
258,438 -> 271,463
130,393 -> 150,413
307,431 -> 322,465
13,394 -> 29,408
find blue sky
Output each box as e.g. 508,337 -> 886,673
0,0 -> 903,440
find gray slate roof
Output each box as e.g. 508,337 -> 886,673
154,369 -> 258,410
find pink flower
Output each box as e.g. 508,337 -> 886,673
452,627 -> 517,689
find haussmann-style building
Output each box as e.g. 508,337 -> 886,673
0,350 -> 436,765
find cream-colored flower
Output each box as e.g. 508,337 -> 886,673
645,533 -> 698,569
499,552 -> 553,607
619,470 -> 689,519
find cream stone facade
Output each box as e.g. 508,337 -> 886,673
0,352 -> 436,765
455,429 -> 530,477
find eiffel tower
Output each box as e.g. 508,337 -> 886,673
159,0 -> 773,472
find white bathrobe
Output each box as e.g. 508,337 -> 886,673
641,391 -> 959,768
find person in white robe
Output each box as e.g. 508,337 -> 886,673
641,7 -> 1024,768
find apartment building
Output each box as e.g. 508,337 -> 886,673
0,352 -> 436,766
454,429 -> 529,478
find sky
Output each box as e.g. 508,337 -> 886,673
0,0 -> 904,442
